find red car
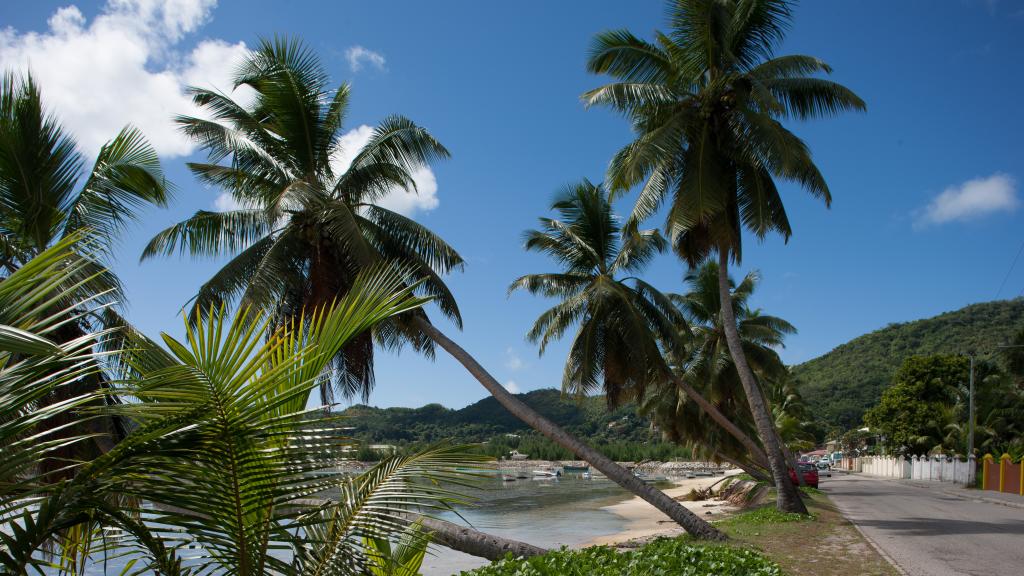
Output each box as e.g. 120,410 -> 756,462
789,462 -> 819,488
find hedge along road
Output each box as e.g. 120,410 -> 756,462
823,473 -> 1024,576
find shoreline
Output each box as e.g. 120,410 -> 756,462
584,472 -> 741,547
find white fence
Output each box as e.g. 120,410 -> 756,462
860,456 -> 910,479
857,455 -> 975,485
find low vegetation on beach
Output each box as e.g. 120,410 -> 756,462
459,538 -> 783,576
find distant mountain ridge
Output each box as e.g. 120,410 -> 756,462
339,388 -> 652,443
793,299 -> 1024,430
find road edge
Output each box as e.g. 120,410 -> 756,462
825,475 -> 908,576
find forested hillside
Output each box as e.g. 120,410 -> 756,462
338,389 -> 691,460
794,299 -> 1024,430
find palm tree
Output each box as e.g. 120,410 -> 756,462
146,39 -> 726,538
643,262 -> 793,477
0,72 -> 170,466
510,180 -> 780,538
143,37 -> 459,402
1,252 -> 490,575
584,0 -> 865,512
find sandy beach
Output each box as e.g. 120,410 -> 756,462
585,472 -> 741,546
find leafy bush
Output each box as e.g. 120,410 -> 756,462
458,538 -> 783,576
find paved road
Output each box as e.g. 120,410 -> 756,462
823,473 -> 1024,576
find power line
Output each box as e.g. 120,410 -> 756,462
995,236 -> 1024,300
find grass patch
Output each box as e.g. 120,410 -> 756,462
719,505 -> 814,527
719,490 -> 898,576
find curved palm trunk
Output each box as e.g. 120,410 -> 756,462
715,248 -> 807,514
713,452 -> 771,484
414,516 -> 548,560
414,318 -> 726,540
672,376 -> 770,470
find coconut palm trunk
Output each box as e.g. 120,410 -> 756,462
716,248 -> 807,514
713,452 -> 770,484
415,318 -> 726,540
672,376 -> 769,469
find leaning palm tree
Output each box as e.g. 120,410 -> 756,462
584,0 -> 865,512
146,39 -> 725,538
0,71 -> 170,467
510,180 -> 769,538
643,262 -> 793,478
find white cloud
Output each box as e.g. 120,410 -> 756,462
504,347 -> 524,371
0,0 -> 248,158
504,380 -> 521,394
914,173 -> 1018,228
345,45 -> 386,72
331,125 -> 440,216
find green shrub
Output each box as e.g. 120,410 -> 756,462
458,538 -> 783,576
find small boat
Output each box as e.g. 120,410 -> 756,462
562,464 -> 590,473
634,472 -> 669,483
532,468 -> 561,478
502,476 -> 516,482
516,473 -> 529,479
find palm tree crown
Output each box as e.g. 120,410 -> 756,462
509,179 -> 683,406
0,72 -> 168,283
584,0 -> 865,262
143,38 -> 462,401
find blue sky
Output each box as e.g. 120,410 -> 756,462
2,0 -> 1022,409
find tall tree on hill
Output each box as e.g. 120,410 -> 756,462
144,38 -> 724,539
584,0 -> 864,512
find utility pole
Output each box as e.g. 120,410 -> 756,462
967,354 -> 975,461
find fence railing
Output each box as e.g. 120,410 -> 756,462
981,454 -> 1024,495
857,455 -> 975,485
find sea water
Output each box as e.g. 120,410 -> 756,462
49,474 -> 652,575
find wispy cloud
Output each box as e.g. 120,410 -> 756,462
0,0 -> 249,158
914,173 -> 1018,228
504,380 -> 521,394
345,45 -> 386,72
504,347 -> 525,371
330,125 -> 439,216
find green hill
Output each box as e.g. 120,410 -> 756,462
341,389 -> 650,443
793,299 -> 1024,431
338,389 -> 690,461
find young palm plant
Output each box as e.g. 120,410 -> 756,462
144,38 -> 720,536
1,254 -> 488,575
584,0 -> 865,512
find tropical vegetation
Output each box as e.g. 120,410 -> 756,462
144,36 -> 725,538
794,298 -> 1024,431
0,237 -> 485,574
583,0 -> 864,513
341,388 -> 695,462
0,71 -> 170,470
863,351 -> 1024,457
459,538 -> 782,576
641,262 -> 811,480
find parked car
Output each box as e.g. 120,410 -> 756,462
816,460 -> 832,477
789,463 -> 819,488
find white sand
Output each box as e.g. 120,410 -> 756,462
584,472 -> 740,546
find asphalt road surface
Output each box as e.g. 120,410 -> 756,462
823,473 -> 1024,576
